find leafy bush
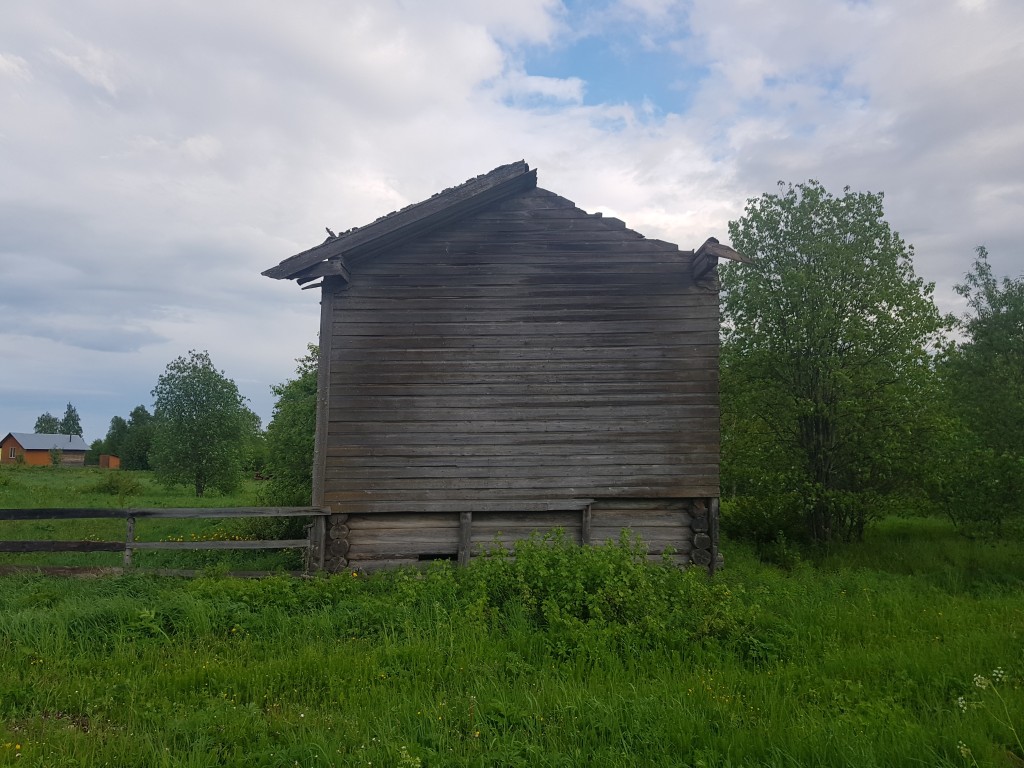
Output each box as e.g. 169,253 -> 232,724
928,440 -> 1024,539
87,472 -> 143,499
258,345 -> 317,507
457,531 -> 789,664
721,492 -> 807,548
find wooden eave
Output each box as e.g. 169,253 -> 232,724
295,257 -> 351,286
692,237 -> 749,281
263,161 -> 538,282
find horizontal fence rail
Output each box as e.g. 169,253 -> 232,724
0,507 -> 331,577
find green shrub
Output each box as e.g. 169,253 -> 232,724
457,531 -> 789,663
721,494 -> 807,562
87,471 -> 143,499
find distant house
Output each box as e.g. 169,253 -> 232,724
1,433 -> 88,466
263,161 -> 744,571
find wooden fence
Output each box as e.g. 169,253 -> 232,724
0,507 -> 331,577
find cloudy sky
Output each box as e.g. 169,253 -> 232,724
2,0 -> 1022,442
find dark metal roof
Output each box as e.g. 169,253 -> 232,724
4,432 -> 88,451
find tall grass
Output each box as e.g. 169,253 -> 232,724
0,525 -> 1021,767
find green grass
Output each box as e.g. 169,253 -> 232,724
0,465 -> 299,571
0,523 -> 1021,767
819,516 -> 1024,595
0,464 -> 260,508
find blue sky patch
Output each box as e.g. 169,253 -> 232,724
519,5 -> 707,115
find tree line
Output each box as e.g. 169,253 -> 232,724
31,348 -> 311,503
33,403 -> 83,437
721,180 -> 1023,550
32,352 -> 262,498
84,405 -> 154,469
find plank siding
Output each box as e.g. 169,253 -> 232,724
322,187 -> 719,520
471,511 -> 583,553
589,499 -> 693,554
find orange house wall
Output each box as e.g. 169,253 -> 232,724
0,437 -> 84,466
1,436 -> 24,465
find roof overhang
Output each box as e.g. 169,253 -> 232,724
264,161 -> 538,283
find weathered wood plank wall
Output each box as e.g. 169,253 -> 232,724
321,188 -> 719,525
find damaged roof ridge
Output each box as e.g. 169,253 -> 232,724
263,161 -> 535,281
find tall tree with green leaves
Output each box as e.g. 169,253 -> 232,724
948,247 -> 1024,454
931,247 -> 1024,534
121,405 -> 154,470
259,345 -> 318,506
33,412 -> 60,433
103,416 -> 129,457
150,350 -> 259,497
59,402 -> 82,437
85,438 -> 105,466
721,180 -> 945,544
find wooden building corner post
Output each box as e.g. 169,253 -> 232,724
458,512 -> 473,567
310,277 -> 337,571
708,497 -> 720,576
689,499 -> 713,571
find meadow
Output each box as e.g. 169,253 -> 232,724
0,466 -> 1022,767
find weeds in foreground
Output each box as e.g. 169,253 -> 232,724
957,667 -> 1024,766
0,524 -> 1021,766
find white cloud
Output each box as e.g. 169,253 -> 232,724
0,52 -> 31,80
49,39 -> 123,96
181,134 -> 223,163
499,70 -> 586,104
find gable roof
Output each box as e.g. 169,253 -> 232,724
263,160 -> 749,287
4,433 -> 88,452
263,161 -> 538,283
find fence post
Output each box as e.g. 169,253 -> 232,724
124,513 -> 135,569
308,513 -> 327,573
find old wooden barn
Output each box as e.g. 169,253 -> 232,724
264,161 -> 741,571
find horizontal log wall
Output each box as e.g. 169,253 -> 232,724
341,499 -> 699,571
470,511 -> 583,554
323,187 -> 720,520
589,499 -> 692,552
